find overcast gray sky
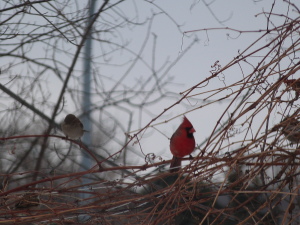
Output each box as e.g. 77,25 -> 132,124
1,0 -> 298,171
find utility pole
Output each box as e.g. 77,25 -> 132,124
81,0 -> 96,183
79,3 -> 97,222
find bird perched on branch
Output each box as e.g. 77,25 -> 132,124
283,79 -> 300,92
283,79 -> 300,99
280,116 -> 300,144
15,193 -> 40,209
170,116 -> 196,173
272,115 -> 300,144
61,114 -> 86,139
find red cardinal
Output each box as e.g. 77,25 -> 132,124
170,116 -> 196,173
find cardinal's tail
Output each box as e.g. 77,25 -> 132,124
170,156 -> 181,173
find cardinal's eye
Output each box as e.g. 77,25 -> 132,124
186,127 -> 195,138
186,127 -> 193,133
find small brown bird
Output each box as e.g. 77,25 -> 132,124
15,193 -> 39,209
281,117 -> 300,144
61,114 -> 85,139
284,79 -> 300,93
169,116 -> 196,173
